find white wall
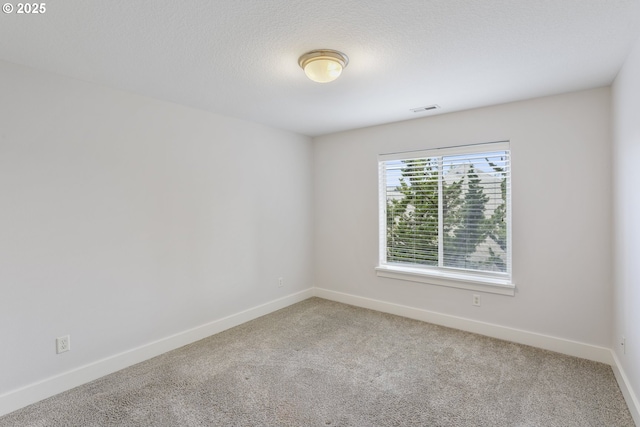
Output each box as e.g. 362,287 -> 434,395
313,88 -> 612,348
612,32 -> 640,415
0,54 -> 628,416
0,60 -> 313,396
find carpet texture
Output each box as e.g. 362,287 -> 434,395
0,298 -> 634,426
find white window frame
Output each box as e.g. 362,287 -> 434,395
376,141 -> 515,296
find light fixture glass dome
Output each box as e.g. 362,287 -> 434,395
298,50 -> 349,83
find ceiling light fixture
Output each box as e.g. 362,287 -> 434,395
298,49 -> 349,83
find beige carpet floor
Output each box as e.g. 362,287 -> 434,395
0,297 -> 634,426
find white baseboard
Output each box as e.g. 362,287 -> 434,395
313,288 -> 613,365
611,351 -> 640,425
315,288 -> 640,421
3,288 -> 633,421
0,288 -> 314,417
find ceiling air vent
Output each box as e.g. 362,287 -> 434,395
410,104 -> 440,113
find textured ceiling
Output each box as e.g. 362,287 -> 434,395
1,0 -> 639,136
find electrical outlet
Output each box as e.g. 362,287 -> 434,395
278,277 -> 284,288
56,335 -> 70,354
472,294 -> 481,307
621,336 -> 626,355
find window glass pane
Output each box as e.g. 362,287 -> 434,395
442,151 -> 508,272
386,158 -> 439,266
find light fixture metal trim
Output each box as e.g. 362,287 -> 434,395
298,49 -> 349,83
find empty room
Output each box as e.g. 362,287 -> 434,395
1,1 -> 639,425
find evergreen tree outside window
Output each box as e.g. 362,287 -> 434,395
378,142 -> 512,293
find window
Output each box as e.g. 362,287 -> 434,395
376,141 -> 514,295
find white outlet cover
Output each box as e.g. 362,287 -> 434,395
56,335 -> 70,354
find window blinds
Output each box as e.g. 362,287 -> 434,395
380,142 -> 511,277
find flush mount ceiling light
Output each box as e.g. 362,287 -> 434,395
298,49 -> 349,83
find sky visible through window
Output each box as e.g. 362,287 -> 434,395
384,151 -> 507,189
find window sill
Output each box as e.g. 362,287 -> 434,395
375,265 -> 515,296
